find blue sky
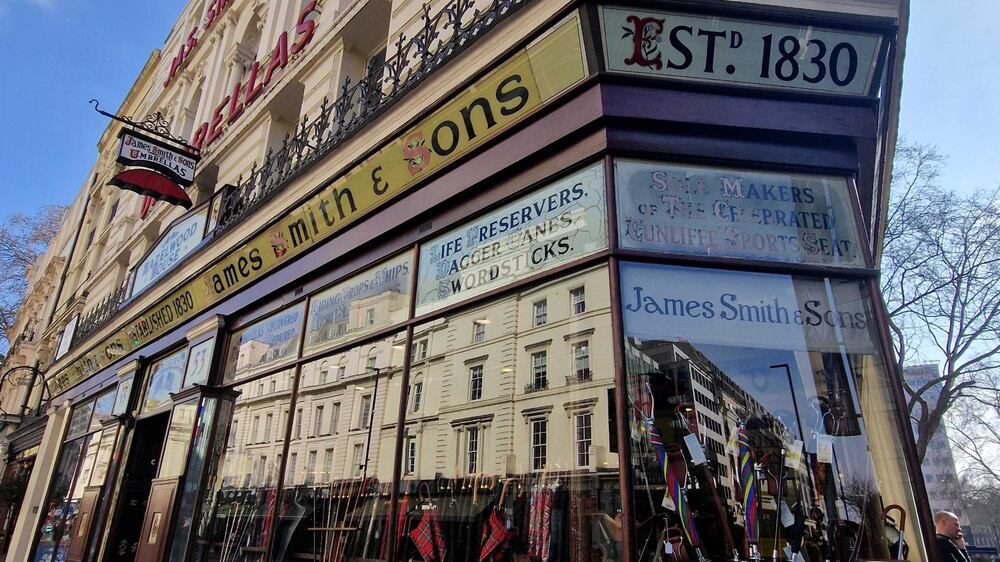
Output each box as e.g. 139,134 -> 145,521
0,1 -> 997,217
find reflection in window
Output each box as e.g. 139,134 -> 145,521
533,299 -> 548,326
190,370 -> 293,562
277,334 -> 404,561
571,286 -> 586,314
397,266 -> 618,562
621,262 -> 918,562
143,349 -> 188,413
223,304 -> 304,384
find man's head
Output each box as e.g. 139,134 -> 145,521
935,511 -> 962,539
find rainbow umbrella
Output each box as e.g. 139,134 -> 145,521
649,425 -> 700,547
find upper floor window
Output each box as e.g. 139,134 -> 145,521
473,320 -> 487,343
533,300 -> 548,326
570,287 -> 586,315
469,366 -> 484,401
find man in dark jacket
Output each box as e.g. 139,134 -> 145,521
935,511 -> 972,562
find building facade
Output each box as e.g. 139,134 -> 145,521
0,0 -> 934,561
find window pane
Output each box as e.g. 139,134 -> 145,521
304,253 -> 412,355
223,303 -> 305,384
189,370 -> 294,561
66,401 -> 94,440
614,159 -> 865,267
399,266 -> 617,562
143,349 -> 188,413
620,261 -> 923,562
278,333 -> 404,561
159,400 -> 198,478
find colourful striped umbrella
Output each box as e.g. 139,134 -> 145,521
738,425 -> 759,545
649,425 -> 700,547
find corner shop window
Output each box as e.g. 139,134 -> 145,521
397,265 -> 621,562
620,261 -> 919,562
224,303 -> 305,384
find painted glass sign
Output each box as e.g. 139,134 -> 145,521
601,7 -> 883,96
615,159 -> 863,267
619,261 -> 877,354
142,348 -> 188,412
305,253 -> 411,354
132,209 -> 208,297
416,162 -> 608,315
117,130 -> 198,185
183,338 -> 215,387
224,303 -> 305,383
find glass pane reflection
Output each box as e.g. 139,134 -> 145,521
621,262 -> 911,562
397,266 -> 621,562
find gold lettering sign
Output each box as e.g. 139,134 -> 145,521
48,14 -> 587,395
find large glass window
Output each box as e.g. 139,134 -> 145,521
278,334 -> 405,562
33,387 -> 118,562
620,261 -> 921,562
397,266 -> 619,562
190,370 -> 293,562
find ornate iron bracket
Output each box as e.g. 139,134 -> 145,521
89,99 -> 200,154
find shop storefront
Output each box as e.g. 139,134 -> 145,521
17,2 -> 927,562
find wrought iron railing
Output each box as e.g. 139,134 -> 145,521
214,0 -> 529,233
566,369 -> 592,385
59,0 -> 530,359
70,279 -> 129,349
524,380 -> 548,393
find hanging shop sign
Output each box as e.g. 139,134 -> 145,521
619,262 -> 878,354
47,14 -> 588,396
191,1 -> 320,149
615,159 -> 864,267
416,162 -> 608,315
131,208 -> 210,297
117,130 -> 198,185
600,6 -> 884,97
305,253 -> 412,355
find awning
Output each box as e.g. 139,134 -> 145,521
108,169 -> 192,209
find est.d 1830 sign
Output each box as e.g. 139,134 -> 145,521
600,6 -> 884,97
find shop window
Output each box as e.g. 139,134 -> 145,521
188,370 -> 293,561
469,365 -> 484,401
571,286 -> 586,314
397,266 -> 617,562
620,261 -> 922,562
32,388 -> 118,562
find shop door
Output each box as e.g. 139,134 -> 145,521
66,487 -> 102,561
103,414 -> 169,562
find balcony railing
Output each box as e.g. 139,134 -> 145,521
524,380 -> 548,393
566,370 -> 592,385
214,0 -> 529,235
57,0 -> 530,359
70,279 -> 129,350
